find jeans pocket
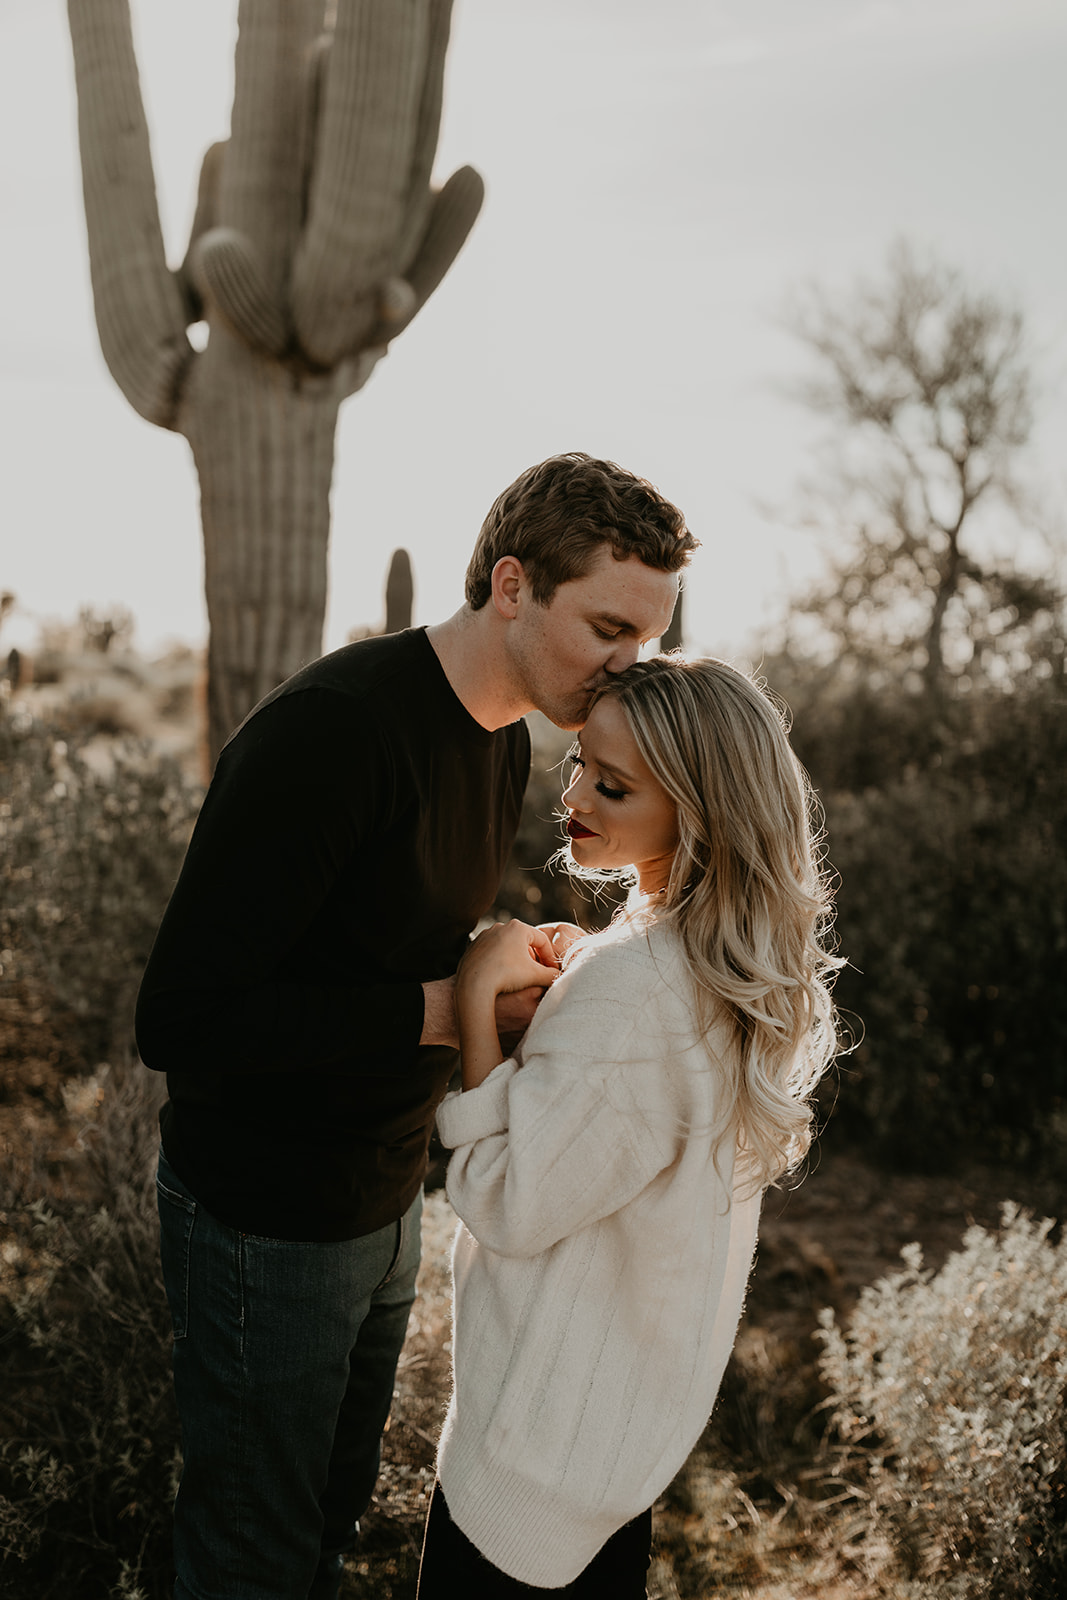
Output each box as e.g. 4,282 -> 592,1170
157,1168 -> 196,1341
378,1189 -> 423,1290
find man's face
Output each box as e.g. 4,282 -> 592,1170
504,547 -> 680,729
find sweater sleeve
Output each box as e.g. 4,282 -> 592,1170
135,688 -> 424,1075
438,942 -> 682,1258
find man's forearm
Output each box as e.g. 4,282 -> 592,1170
420,976 -> 459,1048
420,975 -> 547,1053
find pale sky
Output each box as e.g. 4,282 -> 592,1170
2,0 -> 1065,659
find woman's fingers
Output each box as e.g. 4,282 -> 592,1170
538,921 -> 585,959
526,923 -> 561,970
463,921 -> 559,993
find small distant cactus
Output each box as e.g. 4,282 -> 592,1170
384,548 -> 415,634
67,0 -> 483,758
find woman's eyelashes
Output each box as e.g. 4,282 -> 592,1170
568,752 -> 628,803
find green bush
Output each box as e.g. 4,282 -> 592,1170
762,664 -> 1067,1167
0,702 -> 202,1067
0,1067 -> 178,1600
817,1203 -> 1067,1599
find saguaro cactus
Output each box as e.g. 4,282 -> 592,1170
384,548 -> 414,634
68,0 -> 483,758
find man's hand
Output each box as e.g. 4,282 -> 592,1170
420,973 -> 551,1053
422,925 -> 562,1054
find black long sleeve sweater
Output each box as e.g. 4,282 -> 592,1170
136,629 -> 530,1240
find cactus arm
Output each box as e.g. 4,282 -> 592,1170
300,32 -> 332,223
378,165 -> 484,341
405,165 -> 484,313
67,0 -> 192,430
177,139 -> 227,323
336,165 -> 482,386
394,0 -> 454,272
291,0 -> 430,366
191,228 -> 290,356
222,0 -> 327,294
338,344 -> 389,401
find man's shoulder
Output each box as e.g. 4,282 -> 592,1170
281,628 -> 429,705
226,630 -> 430,740
223,628 -> 527,775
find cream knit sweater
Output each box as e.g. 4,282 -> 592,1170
435,916 -> 762,1588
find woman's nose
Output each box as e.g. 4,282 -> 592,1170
562,769 -> 588,809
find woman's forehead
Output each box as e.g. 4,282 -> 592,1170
580,697 -> 646,774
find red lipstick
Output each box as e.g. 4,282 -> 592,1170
567,818 -> 598,840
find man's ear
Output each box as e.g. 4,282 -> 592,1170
490,556 -> 525,620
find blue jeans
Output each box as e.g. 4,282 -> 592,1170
156,1148 -> 422,1600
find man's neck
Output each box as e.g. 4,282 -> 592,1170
425,609 -> 529,731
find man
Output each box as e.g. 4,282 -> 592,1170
136,451 -> 696,1600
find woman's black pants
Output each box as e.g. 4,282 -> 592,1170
416,1481 -> 652,1598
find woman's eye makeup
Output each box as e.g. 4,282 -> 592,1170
567,747 -> 627,801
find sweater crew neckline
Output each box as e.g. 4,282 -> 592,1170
411,627 -> 500,748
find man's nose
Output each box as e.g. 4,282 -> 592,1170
605,639 -> 640,674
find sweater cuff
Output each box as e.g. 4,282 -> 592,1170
435,1059 -> 518,1147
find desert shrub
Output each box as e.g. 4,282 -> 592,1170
0,1066 -> 178,1599
0,701 -> 202,1066
761,663 -> 1067,1167
817,1203 -> 1067,1599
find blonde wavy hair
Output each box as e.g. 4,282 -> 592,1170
577,655 -> 842,1192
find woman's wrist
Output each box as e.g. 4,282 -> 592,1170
455,969 -> 499,1018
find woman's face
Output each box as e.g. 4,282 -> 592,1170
561,695 -> 679,894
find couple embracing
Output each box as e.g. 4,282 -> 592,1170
137,452 -> 840,1598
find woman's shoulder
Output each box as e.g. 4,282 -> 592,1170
560,916 -> 689,1008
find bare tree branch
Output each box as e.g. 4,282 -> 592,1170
782,242 -> 1052,693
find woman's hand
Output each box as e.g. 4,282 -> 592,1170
537,921 -> 586,964
457,920 -> 560,1004
456,922 -> 559,1091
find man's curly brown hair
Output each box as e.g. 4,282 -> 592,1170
464,453 -> 697,610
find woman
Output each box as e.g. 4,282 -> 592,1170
416,655 -> 841,1596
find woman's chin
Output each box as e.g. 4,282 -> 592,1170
568,840 -> 628,874
568,838 -> 598,868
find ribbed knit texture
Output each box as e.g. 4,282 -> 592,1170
435,919 -> 762,1587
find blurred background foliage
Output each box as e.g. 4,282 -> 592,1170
765,658 -> 1066,1169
